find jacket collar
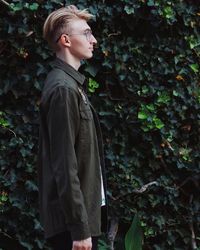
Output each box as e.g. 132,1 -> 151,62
52,57 -> 85,85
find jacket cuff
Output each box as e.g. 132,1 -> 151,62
68,222 -> 91,241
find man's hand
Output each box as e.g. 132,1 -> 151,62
72,237 -> 92,250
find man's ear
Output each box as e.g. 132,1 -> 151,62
60,34 -> 71,47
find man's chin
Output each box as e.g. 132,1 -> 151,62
84,52 -> 93,59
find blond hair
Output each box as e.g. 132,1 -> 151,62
43,5 -> 94,50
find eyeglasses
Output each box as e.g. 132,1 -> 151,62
56,29 -> 93,43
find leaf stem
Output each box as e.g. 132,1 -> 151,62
110,181 -> 158,200
0,0 -> 10,7
108,218 -> 119,250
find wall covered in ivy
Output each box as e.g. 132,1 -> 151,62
0,0 -> 199,249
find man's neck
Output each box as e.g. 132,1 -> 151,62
56,51 -> 81,70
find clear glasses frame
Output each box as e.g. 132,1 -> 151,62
56,29 -> 93,43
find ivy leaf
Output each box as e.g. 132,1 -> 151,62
138,111 -> 148,120
124,6 -> 135,14
25,180 -> 38,192
146,104 -> 155,111
28,3 -> 39,11
163,6 -> 174,19
173,90 -> 179,96
10,3 -> 23,11
19,241 -> 33,250
84,64 -> 99,77
153,117 -> 164,129
88,78 -> 99,93
147,0 -> 155,7
125,213 -> 143,250
189,64 -> 199,73
157,92 -> 171,104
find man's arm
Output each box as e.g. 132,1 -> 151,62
47,86 -> 90,241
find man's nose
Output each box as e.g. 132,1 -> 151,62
91,34 -> 97,44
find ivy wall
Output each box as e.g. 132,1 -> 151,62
0,0 -> 200,249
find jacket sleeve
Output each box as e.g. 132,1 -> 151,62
47,86 -> 90,241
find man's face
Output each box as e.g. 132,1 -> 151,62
67,19 -> 97,60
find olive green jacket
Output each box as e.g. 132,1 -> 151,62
38,58 -> 107,241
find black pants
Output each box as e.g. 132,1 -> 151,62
47,231 -> 99,250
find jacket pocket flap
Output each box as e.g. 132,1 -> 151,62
80,110 -> 92,120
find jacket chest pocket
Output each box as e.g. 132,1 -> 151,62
79,102 -> 93,143
79,98 -> 93,120
78,86 -> 92,120
80,109 -> 92,120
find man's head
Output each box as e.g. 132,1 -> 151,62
43,5 -> 97,60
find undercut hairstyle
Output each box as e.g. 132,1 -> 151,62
43,5 -> 94,51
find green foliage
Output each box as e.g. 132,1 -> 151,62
88,78 -> 99,93
10,2 -> 39,12
98,238 -> 110,250
0,0 -> 200,249
138,103 -> 165,131
0,112 -> 9,128
125,213 -> 143,250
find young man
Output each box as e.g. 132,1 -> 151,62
38,5 -> 107,250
